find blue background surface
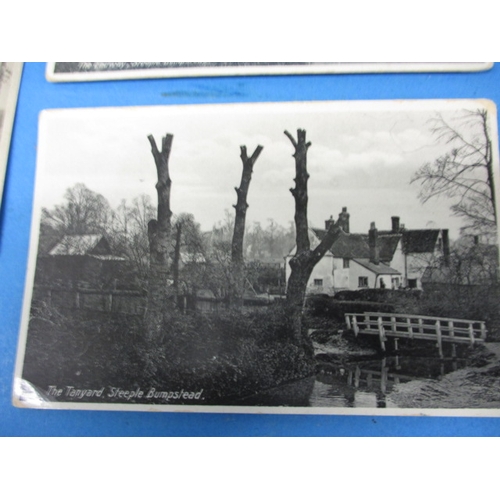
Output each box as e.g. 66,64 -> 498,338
2,62 -> 500,436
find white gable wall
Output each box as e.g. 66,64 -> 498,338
285,250 -> 335,295
349,260 -> 377,289
332,256 -> 350,290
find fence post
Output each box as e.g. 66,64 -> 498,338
468,324 -> 475,346
435,320 -> 443,358
345,314 -> 352,330
391,316 -> 397,334
480,322 -> 487,340
407,317 -> 413,339
448,320 -> 454,341
352,316 -> 359,337
377,316 -> 386,351
391,316 -> 398,351
418,318 -> 424,336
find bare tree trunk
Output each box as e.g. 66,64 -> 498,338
284,129 -> 346,344
146,133 -> 173,339
231,144 -> 263,305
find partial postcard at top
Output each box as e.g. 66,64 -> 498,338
0,63 -> 22,206
14,99 -> 500,416
46,62 -> 493,82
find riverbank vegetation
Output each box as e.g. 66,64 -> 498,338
22,303 -> 315,404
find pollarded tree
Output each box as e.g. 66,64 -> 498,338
231,144 -> 263,303
145,133 -> 174,338
284,129 -> 347,343
412,109 -> 497,240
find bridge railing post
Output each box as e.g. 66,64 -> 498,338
448,320 -> 454,341
407,317 -> 413,339
468,324 -> 475,346
352,315 -> 359,337
377,316 -> 386,351
480,322 -> 487,340
435,320 -> 443,358
345,314 -> 352,331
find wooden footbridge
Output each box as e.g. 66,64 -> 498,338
345,312 -> 487,357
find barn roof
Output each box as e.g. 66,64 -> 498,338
49,234 -> 105,256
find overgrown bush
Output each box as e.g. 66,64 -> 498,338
22,303 -> 315,404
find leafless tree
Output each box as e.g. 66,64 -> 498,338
41,183 -> 112,235
231,144 -> 263,303
412,109 -> 497,239
146,133 -> 174,339
284,129 -> 346,342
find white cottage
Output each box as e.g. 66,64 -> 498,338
284,208 -> 449,296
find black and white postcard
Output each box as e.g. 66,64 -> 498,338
46,62 -> 493,82
14,99 -> 500,415
0,62 -> 22,206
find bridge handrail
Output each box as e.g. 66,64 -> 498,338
344,310 -> 487,355
346,311 -> 486,327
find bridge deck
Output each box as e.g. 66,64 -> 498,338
345,311 -> 487,357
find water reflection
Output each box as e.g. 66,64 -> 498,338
310,356 -> 469,408
228,355 -> 470,408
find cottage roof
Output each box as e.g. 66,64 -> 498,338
311,226 -> 442,260
402,230 -> 440,254
311,229 -> 370,259
378,234 -> 401,262
353,259 -> 401,275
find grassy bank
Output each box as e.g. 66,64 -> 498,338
21,303 -> 315,405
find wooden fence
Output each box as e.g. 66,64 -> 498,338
35,286 -> 147,316
33,286 -> 273,316
345,311 -> 487,357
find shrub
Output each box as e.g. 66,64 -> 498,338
23,303 -> 316,404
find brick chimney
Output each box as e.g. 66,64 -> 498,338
369,222 -> 379,265
391,216 -> 400,233
338,207 -> 350,233
325,215 -> 334,230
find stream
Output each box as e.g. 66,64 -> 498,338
230,345 -> 500,409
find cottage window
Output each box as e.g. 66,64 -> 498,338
391,277 -> 400,288
408,279 -> 417,289
358,276 -> 368,288
314,279 -> 323,286
343,258 -> 350,268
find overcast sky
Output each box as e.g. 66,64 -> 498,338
36,99 -> 498,241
